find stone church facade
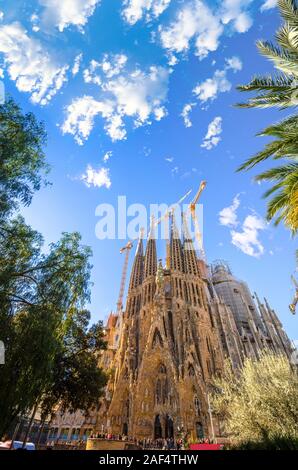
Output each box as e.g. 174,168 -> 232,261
96,214 -> 294,441
49,215 -> 294,443
101,215 -> 224,441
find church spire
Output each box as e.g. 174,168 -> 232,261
170,211 -> 184,272
264,298 -> 282,328
128,229 -> 144,290
182,211 -> 199,276
144,216 -> 157,278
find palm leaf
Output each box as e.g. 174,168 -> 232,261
236,88 -> 298,109
257,40 -> 298,76
276,24 -> 298,51
237,74 -> 294,92
259,115 -> 298,138
278,0 -> 298,25
236,0 -> 298,234
266,190 -> 289,220
237,141 -> 289,171
255,163 -> 298,182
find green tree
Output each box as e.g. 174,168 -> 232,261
211,353 -> 298,446
39,312 -> 107,420
236,0 -> 298,234
0,97 -> 107,438
0,225 -> 107,438
0,97 -> 49,216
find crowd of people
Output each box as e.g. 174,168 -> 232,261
89,433 -> 185,449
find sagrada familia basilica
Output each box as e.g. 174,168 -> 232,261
48,205 -> 294,444
93,213 -> 294,442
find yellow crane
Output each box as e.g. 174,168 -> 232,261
187,180 -> 207,260
116,241 -> 133,314
289,274 -> 298,315
154,188 -> 192,230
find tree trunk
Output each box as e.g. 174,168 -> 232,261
22,402 -> 39,449
36,417 -> 46,447
9,420 -> 21,449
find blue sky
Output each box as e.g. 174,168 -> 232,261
0,0 -> 297,341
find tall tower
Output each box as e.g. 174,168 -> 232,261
103,215 -> 224,441
96,224 -> 294,441
211,261 -> 264,357
211,261 -> 293,360
254,293 -> 293,359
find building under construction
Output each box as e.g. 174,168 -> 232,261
48,183 -> 295,443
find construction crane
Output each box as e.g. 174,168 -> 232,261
289,274 -> 298,315
116,241 -> 133,314
187,180 -> 207,260
154,189 -> 192,230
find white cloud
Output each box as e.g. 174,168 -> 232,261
81,165 -> 111,189
219,194 -> 240,228
225,56 -> 242,72
219,195 -> 266,257
181,102 -> 196,128
122,0 -> 171,25
231,214 -> 266,257
201,116 -> 222,150
30,13 -> 40,32
103,65 -> 168,125
171,166 -> 179,175
159,0 -> 223,60
83,60 -> 103,86
84,54 -> 128,81
221,0 -> 253,33
159,0 -> 252,61
165,156 -> 174,162
193,69 -> 231,104
72,53 -> 83,76
260,0 -> 277,12
143,146 -> 152,157
39,0 -> 101,32
100,54 -> 128,78
167,53 -> 178,66
61,95 -> 115,145
63,57 -> 169,143
193,56 -> 242,105
0,22 -> 69,105
0,11 -> 4,21
103,151 -> 112,162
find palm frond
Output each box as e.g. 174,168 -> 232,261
237,79 -> 290,93
258,115 -> 298,138
237,141 -> 285,171
276,24 -> 298,51
278,0 -> 298,26
257,40 -> 298,76
255,163 -> 298,182
237,74 -> 294,92
236,0 -> 298,234
266,190 -> 289,220
262,181 -> 285,198
266,187 -> 298,232
236,88 -> 297,109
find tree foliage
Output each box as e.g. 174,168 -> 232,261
0,97 -> 107,438
236,0 -> 298,234
0,97 -> 49,216
211,353 -> 298,445
0,221 -> 107,437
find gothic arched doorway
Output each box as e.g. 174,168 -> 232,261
154,415 -> 162,439
165,415 -> 174,439
122,422 -> 128,436
196,422 -> 204,439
